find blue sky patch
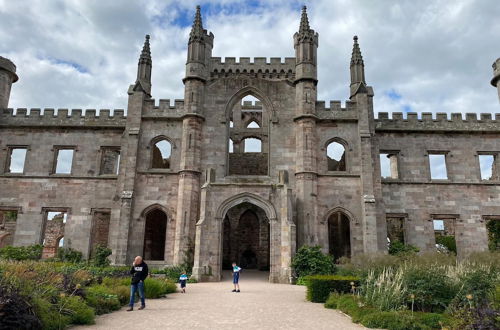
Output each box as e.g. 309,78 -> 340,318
385,88 -> 402,100
402,104 -> 412,112
43,56 -> 89,74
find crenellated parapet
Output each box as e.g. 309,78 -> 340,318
210,57 -> 295,80
376,112 -> 500,132
142,98 -> 185,118
315,100 -> 358,121
0,108 -> 126,128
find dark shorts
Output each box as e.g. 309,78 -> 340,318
233,272 -> 239,284
180,280 -> 186,288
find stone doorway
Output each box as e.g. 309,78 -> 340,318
143,209 -> 167,261
328,211 -> 351,261
222,202 -> 270,271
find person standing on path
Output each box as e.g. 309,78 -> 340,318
232,262 -> 241,292
179,271 -> 188,293
127,256 -> 149,311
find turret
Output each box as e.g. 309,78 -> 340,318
134,35 -> 152,97
492,58 -> 500,104
0,56 -> 18,109
185,5 -> 214,82
293,6 -> 318,83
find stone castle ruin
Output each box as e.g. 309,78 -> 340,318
0,6 -> 499,282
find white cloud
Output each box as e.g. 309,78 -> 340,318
0,0 -> 498,115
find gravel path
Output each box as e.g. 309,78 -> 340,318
75,270 -> 364,330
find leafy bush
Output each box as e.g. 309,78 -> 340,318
0,244 -> 43,261
91,245 -> 112,267
363,267 -> 408,311
60,295 -> 95,325
404,265 -> 457,312
57,247 -> 83,263
388,241 -> 419,256
84,285 -> 121,315
486,218 -> 500,251
448,265 -> 497,309
435,235 -> 457,254
292,245 -> 335,278
152,265 -> 186,281
144,278 -> 177,298
0,283 -> 42,329
33,296 -> 71,330
361,310 -> 449,330
305,274 -> 359,303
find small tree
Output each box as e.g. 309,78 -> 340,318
292,245 -> 335,278
92,245 -> 112,267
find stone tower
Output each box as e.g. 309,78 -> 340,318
293,6 -> 319,247
0,56 -> 18,109
492,58 -> 500,103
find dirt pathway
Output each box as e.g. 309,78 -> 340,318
75,270 -> 364,330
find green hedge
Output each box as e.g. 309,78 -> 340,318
325,293 -> 452,330
305,275 -> 360,303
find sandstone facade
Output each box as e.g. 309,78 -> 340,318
0,6 -> 499,283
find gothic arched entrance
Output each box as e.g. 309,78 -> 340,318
328,210 -> 351,261
143,209 -> 168,261
222,205 -> 270,271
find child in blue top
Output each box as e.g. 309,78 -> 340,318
231,262 -> 241,292
179,271 -> 188,293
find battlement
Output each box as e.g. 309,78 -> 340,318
315,100 -> 358,121
0,108 -> 126,128
210,57 -> 295,79
376,112 -> 500,132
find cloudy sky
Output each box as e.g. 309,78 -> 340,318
0,0 -> 499,117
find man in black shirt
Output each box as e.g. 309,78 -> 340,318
127,256 -> 149,311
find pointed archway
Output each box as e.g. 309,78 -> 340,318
143,208 -> 168,261
327,210 -> 352,260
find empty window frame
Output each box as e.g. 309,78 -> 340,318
484,215 -> 500,251
386,216 -> 406,244
380,152 -> 399,179
100,147 -> 120,175
243,138 -> 262,153
327,141 -> 346,171
428,153 -> 448,180
478,154 -> 498,181
151,139 -> 172,169
54,147 -> 75,174
5,147 -> 27,173
41,209 -> 68,258
432,215 -> 457,254
228,139 -> 234,153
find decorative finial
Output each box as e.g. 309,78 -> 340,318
189,5 -> 204,42
139,34 -> 151,63
299,5 -> 311,34
351,35 -> 363,67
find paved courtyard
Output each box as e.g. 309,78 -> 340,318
75,270 -> 364,330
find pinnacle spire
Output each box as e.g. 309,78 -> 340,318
350,35 -> 364,67
299,6 -> 310,34
139,35 -> 151,64
189,5 -> 204,43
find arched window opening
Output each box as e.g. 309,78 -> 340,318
58,237 -> 64,248
328,211 -> 351,261
327,141 -> 346,171
228,139 -> 234,153
229,120 -> 234,128
152,139 -> 171,169
244,138 -> 262,153
241,95 -> 259,106
247,121 -> 260,128
143,208 -> 168,261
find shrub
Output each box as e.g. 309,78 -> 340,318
486,218 -> 500,251
91,245 -> 112,267
33,297 -> 71,330
388,241 -> 419,256
448,265 -> 497,309
0,244 -> 43,261
60,295 -> 95,325
404,265 -> 457,312
0,283 -> 42,329
84,285 -> 121,315
363,267 -> 407,311
292,245 -> 335,278
57,247 -> 83,263
144,278 -> 176,298
435,235 -> 457,254
305,274 -> 360,303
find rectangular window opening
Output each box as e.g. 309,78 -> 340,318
6,147 -> 27,173
479,154 -> 497,181
433,217 -> 457,254
0,209 -> 18,248
42,209 -> 68,258
386,217 -> 405,244
100,148 -> 120,175
429,154 -> 448,180
380,153 -> 398,179
54,148 -> 74,174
